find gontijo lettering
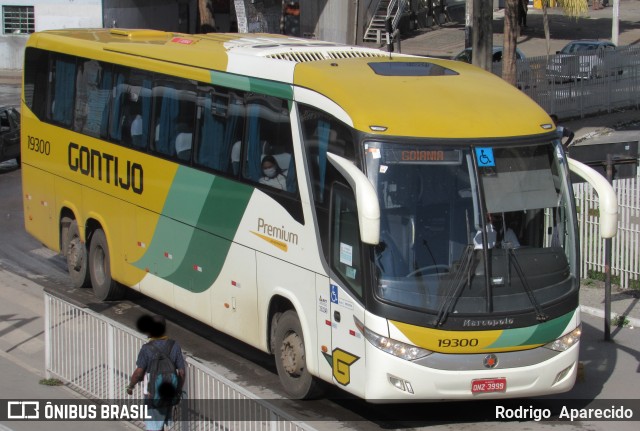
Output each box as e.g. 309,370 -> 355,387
68,142 -> 143,194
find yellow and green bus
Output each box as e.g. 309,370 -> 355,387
22,29 -> 617,401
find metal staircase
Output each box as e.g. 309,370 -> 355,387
363,0 -> 408,43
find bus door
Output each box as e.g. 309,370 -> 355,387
328,183 -> 366,396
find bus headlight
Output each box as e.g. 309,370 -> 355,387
354,317 -> 432,361
543,325 -> 581,352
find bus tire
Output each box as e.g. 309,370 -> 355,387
273,310 -> 324,399
89,229 -> 125,301
64,219 -> 90,288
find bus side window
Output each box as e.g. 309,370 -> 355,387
243,96 -> 297,194
109,68 -> 154,149
151,78 -> 196,162
299,105 -> 357,204
74,59 -> 113,139
23,48 -> 49,120
331,183 -> 364,298
47,54 -> 77,128
194,87 -> 245,175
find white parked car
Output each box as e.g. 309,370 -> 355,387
547,40 -> 617,82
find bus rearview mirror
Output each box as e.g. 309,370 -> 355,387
327,152 -> 380,245
568,158 -> 618,238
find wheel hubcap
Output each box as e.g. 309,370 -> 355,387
67,237 -> 84,271
280,331 -> 304,377
93,247 -> 106,286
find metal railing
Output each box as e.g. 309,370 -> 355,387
391,0 -> 409,33
574,173 -> 640,289
488,45 -> 640,286
491,44 -> 640,120
44,292 -> 316,431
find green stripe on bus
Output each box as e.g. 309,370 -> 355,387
487,311 -> 575,349
133,167 -> 253,293
210,70 -> 293,100
520,311 -> 575,345
486,325 -> 538,349
165,167 -> 215,226
168,175 -> 253,292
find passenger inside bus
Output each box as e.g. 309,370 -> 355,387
130,112 -> 143,148
231,140 -> 241,175
126,93 -> 144,148
174,123 -> 193,161
258,155 -> 287,190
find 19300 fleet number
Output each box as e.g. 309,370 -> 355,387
438,338 -> 479,348
27,135 -> 51,155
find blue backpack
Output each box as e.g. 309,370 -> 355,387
146,340 -> 180,408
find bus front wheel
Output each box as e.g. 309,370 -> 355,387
273,310 -> 323,399
63,218 -> 90,288
89,229 -> 125,301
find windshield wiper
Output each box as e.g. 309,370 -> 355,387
434,244 -> 475,326
506,247 -> 549,322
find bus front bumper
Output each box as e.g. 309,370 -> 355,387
362,341 -> 579,402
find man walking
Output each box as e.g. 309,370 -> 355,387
127,314 -> 186,431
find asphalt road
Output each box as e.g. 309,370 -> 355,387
1,84 -> 638,429
3,155 -> 640,431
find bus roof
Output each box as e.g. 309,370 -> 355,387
28,29 -> 553,139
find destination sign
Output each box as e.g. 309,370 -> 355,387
381,148 -> 463,165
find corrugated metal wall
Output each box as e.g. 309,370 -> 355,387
316,0 -> 352,44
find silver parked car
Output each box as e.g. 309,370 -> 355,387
547,40 -> 617,82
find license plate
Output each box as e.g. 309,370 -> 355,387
471,378 -> 507,394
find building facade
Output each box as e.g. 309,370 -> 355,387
0,0 -> 102,69
0,1 -> 372,70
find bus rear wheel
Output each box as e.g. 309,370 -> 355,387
89,229 -> 125,301
273,310 -> 324,399
63,218 -> 90,288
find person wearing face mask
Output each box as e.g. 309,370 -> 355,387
259,155 -> 287,190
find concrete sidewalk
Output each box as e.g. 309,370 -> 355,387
0,268 -> 135,431
0,350 -> 136,431
580,281 -> 640,328
0,70 -> 21,86
401,0 -> 640,58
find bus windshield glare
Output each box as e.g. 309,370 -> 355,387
364,140 -> 577,318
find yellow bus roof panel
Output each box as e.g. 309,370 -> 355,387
294,57 -> 552,139
103,42 -> 229,71
29,29 -> 243,72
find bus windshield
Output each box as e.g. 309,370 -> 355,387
364,140 -> 577,317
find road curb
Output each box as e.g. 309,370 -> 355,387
580,305 -> 639,328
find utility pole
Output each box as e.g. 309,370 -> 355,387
612,0 -> 620,45
465,0 -> 473,49
472,0 -> 492,70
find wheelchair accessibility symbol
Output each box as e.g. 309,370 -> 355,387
330,285 -> 339,304
475,147 -> 495,167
